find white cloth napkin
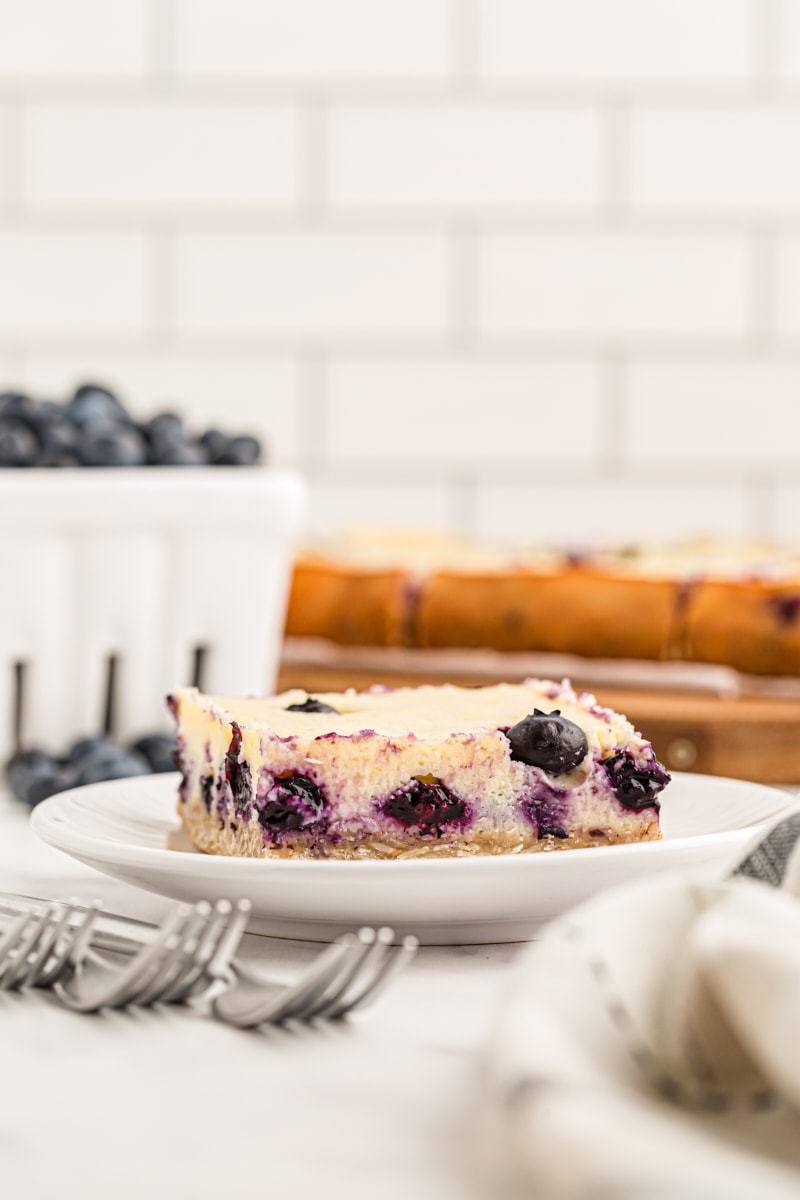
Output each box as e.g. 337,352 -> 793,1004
478,806 -> 800,1200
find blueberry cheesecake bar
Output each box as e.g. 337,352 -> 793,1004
169,680 -> 669,860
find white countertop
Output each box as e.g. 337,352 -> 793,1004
0,790 -> 520,1200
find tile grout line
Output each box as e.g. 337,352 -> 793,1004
7,82 -> 800,106
746,232 -> 780,350
446,470 -> 479,538
296,102 -> 327,217
447,229 -> 479,347
751,0 -> 783,89
747,476 -> 778,540
6,210 -> 800,236
146,225 -> 178,351
8,334 -> 800,362
4,97 -> 25,222
596,99 -> 629,216
449,0 -> 480,91
146,0 -> 178,94
296,353 -> 328,460
595,354 -> 627,466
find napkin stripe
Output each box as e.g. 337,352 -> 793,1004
566,922 -> 777,1114
731,809 -> 800,888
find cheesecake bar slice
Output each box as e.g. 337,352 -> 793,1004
169,680 -> 670,860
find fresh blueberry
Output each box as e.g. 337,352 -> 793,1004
199,429 -> 231,462
79,423 -> 148,467
24,767 -> 78,806
144,412 -> 185,453
68,384 -> 132,430
74,747 -> 151,787
65,735 -> 116,767
151,440 -> 211,466
37,416 -> 82,458
0,392 -> 34,421
131,732 -> 179,773
5,749 -> 75,807
285,697 -> 340,714
0,418 -> 39,466
37,450 -> 82,468
215,435 -> 261,466
506,709 -> 589,775
381,777 -> 468,836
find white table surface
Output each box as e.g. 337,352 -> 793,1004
0,789 -> 521,1200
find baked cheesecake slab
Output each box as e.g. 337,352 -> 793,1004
169,680 -> 669,860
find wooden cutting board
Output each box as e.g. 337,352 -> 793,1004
276,660 -> 800,785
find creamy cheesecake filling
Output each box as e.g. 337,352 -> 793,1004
169,680 -> 669,860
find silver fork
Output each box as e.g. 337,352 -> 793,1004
0,901 -> 101,991
54,899 -> 251,1013
212,926 -> 419,1028
0,897 -> 247,1010
0,893 -> 418,1023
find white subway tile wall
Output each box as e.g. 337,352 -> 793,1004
0,0 -> 799,546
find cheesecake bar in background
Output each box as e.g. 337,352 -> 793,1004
285,534 -> 800,678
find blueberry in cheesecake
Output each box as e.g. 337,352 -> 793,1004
169,680 -> 670,860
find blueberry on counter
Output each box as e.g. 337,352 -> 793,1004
6,749 -> 76,808
215,435 -> 261,466
65,734 -> 115,767
74,747 -> 151,787
4,729 -> 182,807
64,734 -> 150,787
506,709 -> 589,775
131,732 -> 179,773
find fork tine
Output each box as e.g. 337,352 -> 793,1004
274,930 -> 377,1024
204,899 -> 252,983
17,903 -> 65,988
286,927 -> 379,1022
123,929 -> 188,1007
133,904 -> 212,1007
0,908 -> 53,990
159,900 -> 234,1003
168,898 -> 252,1007
321,931 -> 419,1021
54,905 -> 193,1012
35,902 -> 101,988
91,907 -> 195,1010
150,900 -> 214,1004
211,936 -> 357,1028
0,911 -> 39,986
300,925 -> 393,1021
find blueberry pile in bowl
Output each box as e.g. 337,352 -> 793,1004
5,732 -> 179,808
0,384 -> 262,468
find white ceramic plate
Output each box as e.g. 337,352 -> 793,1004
31,772 -> 795,945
